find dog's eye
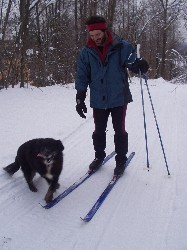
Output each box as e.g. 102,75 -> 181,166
47,158 -> 51,163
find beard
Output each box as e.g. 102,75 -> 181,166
95,34 -> 106,46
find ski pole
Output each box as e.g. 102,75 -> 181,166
137,44 -> 150,169
143,74 -> 170,176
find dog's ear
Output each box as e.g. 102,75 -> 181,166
56,140 -> 64,151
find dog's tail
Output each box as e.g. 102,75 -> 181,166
4,156 -> 20,175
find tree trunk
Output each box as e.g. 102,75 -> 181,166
2,0 -> 12,41
19,0 -> 30,88
107,0 -> 116,29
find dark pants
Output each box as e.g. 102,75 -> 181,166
92,105 -> 128,163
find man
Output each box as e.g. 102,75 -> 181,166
75,16 -> 149,176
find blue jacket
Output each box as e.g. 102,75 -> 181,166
75,33 -> 137,109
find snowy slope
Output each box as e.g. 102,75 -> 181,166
0,78 -> 186,250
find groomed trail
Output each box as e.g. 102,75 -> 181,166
0,78 -> 186,250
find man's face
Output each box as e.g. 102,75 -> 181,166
89,30 -> 105,46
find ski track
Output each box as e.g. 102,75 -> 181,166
69,82 -> 182,250
0,80 -> 186,250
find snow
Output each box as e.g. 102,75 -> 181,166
0,77 -> 187,250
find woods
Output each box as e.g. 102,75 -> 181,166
0,0 -> 186,88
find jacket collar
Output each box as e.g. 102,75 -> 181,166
86,31 -> 114,63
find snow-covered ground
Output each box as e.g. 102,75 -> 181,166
0,78 -> 186,250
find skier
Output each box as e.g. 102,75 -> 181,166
75,16 -> 149,176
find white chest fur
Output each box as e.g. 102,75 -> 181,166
44,165 -> 53,180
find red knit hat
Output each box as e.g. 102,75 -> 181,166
85,16 -> 107,32
86,22 -> 107,31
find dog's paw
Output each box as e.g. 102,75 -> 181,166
55,183 -> 60,189
29,184 -> 38,192
44,191 -> 53,203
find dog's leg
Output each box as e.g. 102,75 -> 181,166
44,177 -> 59,203
22,167 -> 37,192
44,189 -> 53,203
44,177 -> 60,189
25,177 -> 38,192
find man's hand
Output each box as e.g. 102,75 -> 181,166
131,58 -> 149,74
76,99 -> 87,118
76,91 -> 87,119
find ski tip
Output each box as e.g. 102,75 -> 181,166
80,217 -> 90,223
40,202 -> 53,209
43,206 -> 50,209
80,217 -> 85,222
39,202 -> 47,209
80,216 -> 92,222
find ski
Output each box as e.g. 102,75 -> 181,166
80,152 -> 135,222
42,151 -> 116,209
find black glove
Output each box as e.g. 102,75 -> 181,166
130,58 -> 149,74
76,91 -> 87,119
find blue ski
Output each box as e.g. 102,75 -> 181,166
80,152 -> 135,222
42,151 -> 116,209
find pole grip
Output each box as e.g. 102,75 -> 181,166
137,44 -> 141,59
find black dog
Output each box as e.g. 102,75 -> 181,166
3,138 -> 64,203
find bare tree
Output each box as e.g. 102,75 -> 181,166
19,0 -> 30,87
0,0 -> 186,88
1,0 -> 12,41
107,0 -> 117,29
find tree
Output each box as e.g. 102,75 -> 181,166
19,0 -> 30,87
0,0 -> 186,88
